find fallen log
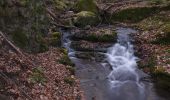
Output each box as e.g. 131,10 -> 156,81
0,31 -> 23,56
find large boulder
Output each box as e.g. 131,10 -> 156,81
74,11 -> 99,27
74,0 -> 98,13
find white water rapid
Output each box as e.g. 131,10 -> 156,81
107,27 -> 140,86
106,27 -> 147,100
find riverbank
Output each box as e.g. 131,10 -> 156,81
132,9 -> 170,98
0,0 -> 85,99
0,36 -> 83,99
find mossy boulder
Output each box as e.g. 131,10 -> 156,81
53,0 -> 67,10
74,11 -> 99,27
74,0 -> 98,13
111,7 -> 160,23
49,32 -> 62,46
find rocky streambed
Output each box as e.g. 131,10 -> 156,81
61,25 -> 166,100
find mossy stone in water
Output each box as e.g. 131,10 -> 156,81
74,11 -> 99,27
74,0 -> 98,13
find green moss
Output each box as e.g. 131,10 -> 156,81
39,43 -> 49,53
66,66 -> 75,75
19,0 -> 29,6
64,77 -> 75,86
35,35 -> 49,53
76,11 -> 96,17
74,0 -> 98,13
29,67 -> 46,84
59,48 -> 68,55
11,28 -> 28,48
88,34 -> 116,42
0,0 -> 51,53
58,55 -> 75,66
52,32 -> 61,38
111,7 -> 160,23
53,0 -> 67,10
72,30 -> 117,42
136,16 -> 164,31
49,32 -> 61,46
74,11 -> 99,27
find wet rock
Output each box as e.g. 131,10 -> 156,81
74,52 -> 106,62
71,27 -> 117,42
71,40 -> 112,52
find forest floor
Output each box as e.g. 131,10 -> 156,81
0,37 -> 83,100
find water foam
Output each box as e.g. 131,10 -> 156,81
106,27 -> 142,87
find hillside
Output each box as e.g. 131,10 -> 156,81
1,0 -> 170,100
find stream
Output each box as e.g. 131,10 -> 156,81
61,27 -> 165,100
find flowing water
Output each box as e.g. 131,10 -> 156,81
61,27 -> 164,100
